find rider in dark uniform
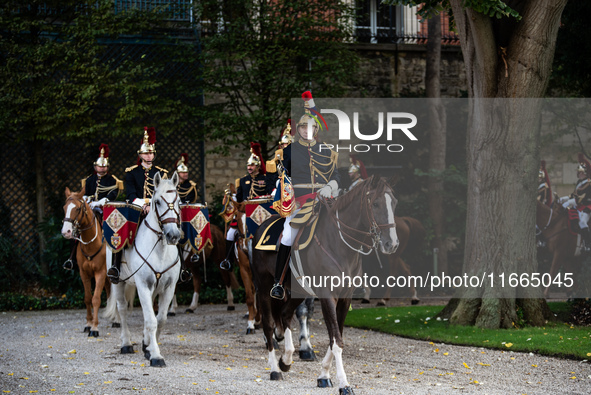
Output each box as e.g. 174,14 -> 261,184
175,153 -> 199,204
537,160 -> 552,207
559,153 -> 591,252
107,127 -> 169,284
235,142 -> 272,203
266,92 -> 340,299
64,144 -> 121,270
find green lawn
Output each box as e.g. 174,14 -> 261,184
344,303 -> 591,360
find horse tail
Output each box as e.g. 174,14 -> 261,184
102,283 -> 118,322
401,217 -> 426,255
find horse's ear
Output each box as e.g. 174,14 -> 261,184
171,171 -> 179,187
65,187 -> 71,198
154,172 -> 162,189
370,174 -> 380,188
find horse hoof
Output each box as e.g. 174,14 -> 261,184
167,312 -> 176,317
150,358 -> 166,367
270,371 -> 283,381
361,299 -> 370,304
339,386 -> 355,395
144,350 -> 151,360
227,306 -> 235,311
112,323 -> 121,328
255,323 -> 261,330
376,301 -> 386,306
246,328 -> 256,335
411,299 -> 420,305
83,326 -> 91,333
185,308 -> 194,314
279,358 -> 291,372
121,345 -> 134,354
317,378 -> 333,387
299,350 -> 316,361
88,330 -> 99,338
142,342 -> 150,359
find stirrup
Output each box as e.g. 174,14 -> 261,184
180,269 -> 193,283
220,259 -> 232,271
63,259 -> 74,271
190,254 -> 200,263
107,267 -> 120,284
270,283 -> 285,300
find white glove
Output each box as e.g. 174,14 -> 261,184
318,180 -> 338,198
89,201 -> 98,209
83,195 -> 91,203
562,198 -> 576,209
133,198 -> 149,207
558,196 -> 568,204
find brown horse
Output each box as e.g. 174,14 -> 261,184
361,216 -> 425,305
232,204 -> 261,334
61,188 -> 110,337
252,176 -> 398,393
536,200 -> 581,297
172,224 -> 240,314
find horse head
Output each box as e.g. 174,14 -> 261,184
367,176 -> 399,254
61,187 -> 90,239
151,171 -> 182,245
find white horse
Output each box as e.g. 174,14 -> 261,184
103,171 -> 182,367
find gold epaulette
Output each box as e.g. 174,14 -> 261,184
266,160 -> 277,173
113,175 -> 124,191
235,178 -> 240,188
81,178 -> 86,191
275,148 -> 284,161
125,165 -> 138,172
156,166 -> 168,173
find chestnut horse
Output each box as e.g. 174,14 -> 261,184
61,188 -> 109,337
252,176 -> 398,393
536,200 -> 581,297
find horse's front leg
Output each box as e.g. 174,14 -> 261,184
114,283 -> 133,354
79,265 -> 93,333
136,284 -> 164,367
89,270 -> 106,337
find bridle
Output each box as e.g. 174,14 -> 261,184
327,177 -> 396,255
63,197 -> 100,245
126,189 -> 181,287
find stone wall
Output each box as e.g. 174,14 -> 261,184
202,43 -> 468,202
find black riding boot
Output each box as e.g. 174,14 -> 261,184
178,245 -> 193,283
63,240 -> 77,270
582,227 -> 591,253
220,240 -> 234,270
270,244 -> 291,300
107,252 -> 122,284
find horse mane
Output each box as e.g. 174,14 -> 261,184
331,176 -> 390,213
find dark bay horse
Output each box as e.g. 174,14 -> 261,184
252,176 -> 398,394
61,188 -> 109,337
536,200 -> 581,297
362,216 -> 426,305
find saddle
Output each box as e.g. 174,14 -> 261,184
254,200 -> 323,251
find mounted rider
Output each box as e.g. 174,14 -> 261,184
175,153 -> 199,204
347,154 -> 368,191
221,143 -> 273,270
558,153 -> 591,252
266,91 -> 340,300
63,143 -> 121,270
537,160 -> 552,207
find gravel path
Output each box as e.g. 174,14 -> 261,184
1,301 -> 590,394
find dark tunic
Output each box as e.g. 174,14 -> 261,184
178,179 -> 198,204
266,139 -> 340,198
236,173 -> 272,203
537,182 -> 550,206
573,178 -> 591,210
125,164 -> 168,203
83,173 -> 119,201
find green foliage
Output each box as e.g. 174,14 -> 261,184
195,0 -> 359,157
346,303 -> 591,359
0,288 -> 87,311
0,0 -> 200,143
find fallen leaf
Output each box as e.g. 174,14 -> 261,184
505,343 -> 513,348
463,362 -> 471,369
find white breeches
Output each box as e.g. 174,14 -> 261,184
280,208 -> 301,247
579,211 -> 590,229
226,227 -> 239,241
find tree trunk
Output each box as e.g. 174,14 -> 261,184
425,12 -> 448,275
35,139 -> 48,276
441,0 -> 568,328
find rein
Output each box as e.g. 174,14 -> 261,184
120,189 -> 181,286
63,196 -> 103,258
